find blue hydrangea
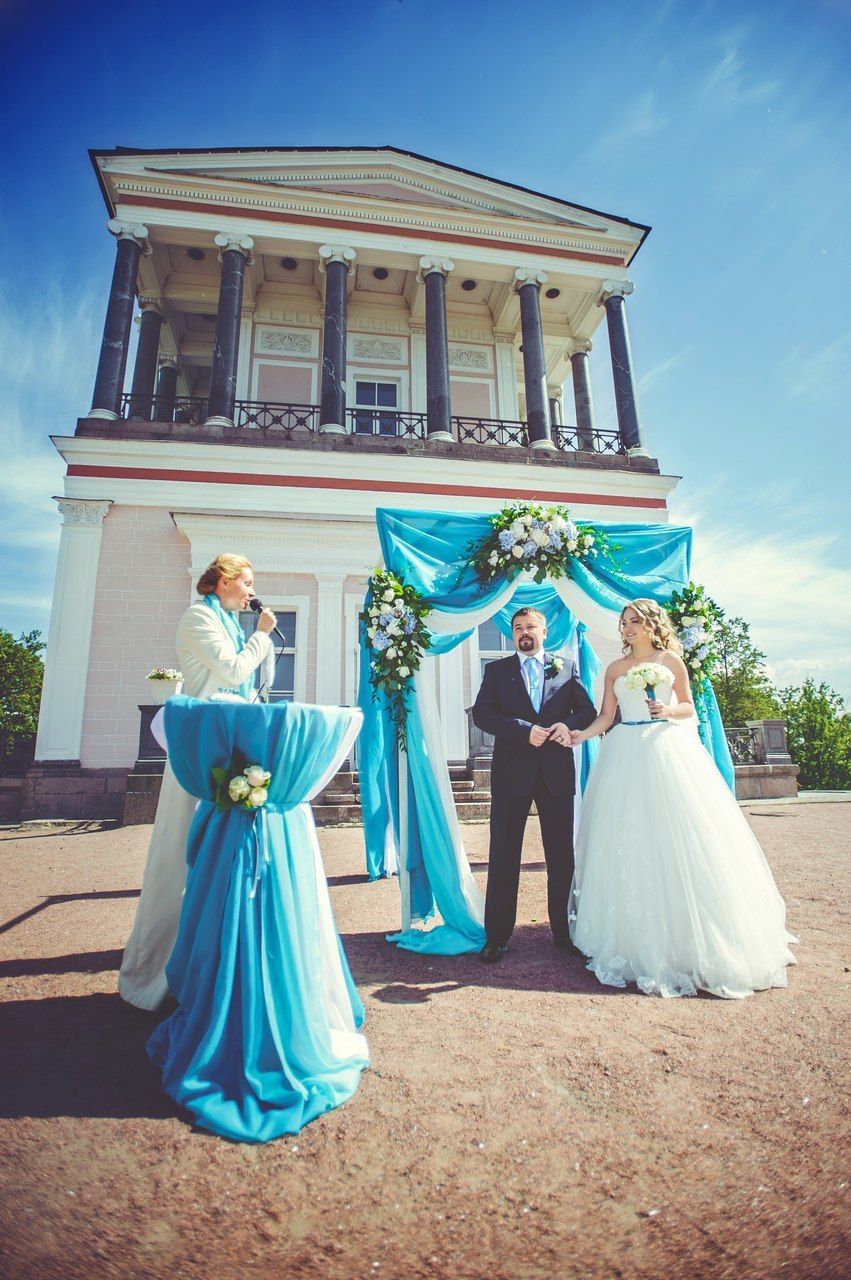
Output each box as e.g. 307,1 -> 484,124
403,614 -> 417,634
498,529 -> 514,551
547,534 -> 563,551
697,644 -> 710,660
681,625 -> 700,649
522,540 -> 537,558
372,631 -> 391,650
565,521 -> 578,541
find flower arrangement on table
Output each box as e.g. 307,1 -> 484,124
467,500 -> 613,585
146,667 -> 182,682
360,569 -> 432,751
664,582 -> 724,693
211,750 -> 271,813
623,662 -> 675,701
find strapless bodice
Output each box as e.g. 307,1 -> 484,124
614,672 -> 677,723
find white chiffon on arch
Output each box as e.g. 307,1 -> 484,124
570,676 -> 797,999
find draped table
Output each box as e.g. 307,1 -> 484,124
147,696 -> 369,1143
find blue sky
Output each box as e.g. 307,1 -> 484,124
1,0 -> 849,697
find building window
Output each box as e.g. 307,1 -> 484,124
239,608 -> 297,702
354,380 -> 398,435
477,617 -> 513,681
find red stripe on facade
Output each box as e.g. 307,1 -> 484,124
66,463 -> 667,509
120,194 -> 625,267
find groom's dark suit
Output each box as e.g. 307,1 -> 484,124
472,652 -> 596,947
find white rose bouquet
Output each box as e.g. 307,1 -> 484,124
212,752 -> 272,813
623,662 -> 675,697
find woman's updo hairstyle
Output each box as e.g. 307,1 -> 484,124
196,553 -> 252,597
619,598 -> 683,656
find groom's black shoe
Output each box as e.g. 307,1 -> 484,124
554,936 -> 585,958
479,942 -> 508,964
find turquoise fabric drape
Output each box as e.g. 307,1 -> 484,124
359,508 -> 735,953
147,696 -> 369,1143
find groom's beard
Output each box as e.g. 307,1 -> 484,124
518,637 -> 536,652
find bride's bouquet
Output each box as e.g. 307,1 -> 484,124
623,663 -> 674,701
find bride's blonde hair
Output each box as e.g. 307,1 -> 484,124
619,598 -> 683,655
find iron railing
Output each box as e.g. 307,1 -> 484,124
452,416 -> 528,447
554,424 -> 626,455
346,408 -> 428,438
117,394 -> 629,454
724,726 -> 764,765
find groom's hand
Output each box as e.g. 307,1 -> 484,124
529,725 -> 551,748
547,722 -> 572,747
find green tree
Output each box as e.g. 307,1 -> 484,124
0,629 -> 44,765
777,679 -> 851,790
713,616 -> 780,725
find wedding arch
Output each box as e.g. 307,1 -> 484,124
356,507 -> 733,956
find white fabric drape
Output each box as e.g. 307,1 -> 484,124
552,577 -> 621,640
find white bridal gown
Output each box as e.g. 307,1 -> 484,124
569,675 -> 797,999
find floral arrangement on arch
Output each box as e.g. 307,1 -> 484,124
360,569 -> 432,750
665,582 -> 724,692
468,500 -> 612,585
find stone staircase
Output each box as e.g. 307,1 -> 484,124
311,764 -> 491,826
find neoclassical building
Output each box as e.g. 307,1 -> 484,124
29,145 -> 678,817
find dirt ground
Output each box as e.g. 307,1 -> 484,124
0,803 -> 848,1280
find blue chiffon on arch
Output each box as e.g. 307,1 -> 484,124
146,696 -> 369,1143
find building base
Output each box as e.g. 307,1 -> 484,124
21,762 -> 128,822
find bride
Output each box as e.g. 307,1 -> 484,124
568,599 -> 796,999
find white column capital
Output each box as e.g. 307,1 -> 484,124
566,337 -> 593,357
547,385 -> 563,400
241,303 -> 256,320
492,328 -> 517,345
512,268 -> 548,292
599,279 -> 635,304
107,218 -> 151,255
54,498 -> 112,527
318,244 -> 356,273
214,232 -> 255,264
408,319 -> 428,336
157,355 -> 179,371
137,295 -> 163,315
417,256 -> 454,283
314,571 -> 347,593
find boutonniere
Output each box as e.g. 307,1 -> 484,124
545,656 -> 564,677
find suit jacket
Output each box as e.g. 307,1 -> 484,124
472,652 -> 597,798
175,602 -> 273,699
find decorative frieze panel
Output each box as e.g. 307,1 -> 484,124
348,335 -> 407,364
254,326 -> 319,357
448,343 -> 494,373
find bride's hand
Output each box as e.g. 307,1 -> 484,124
647,699 -> 669,719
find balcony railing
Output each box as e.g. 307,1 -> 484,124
117,395 -> 627,455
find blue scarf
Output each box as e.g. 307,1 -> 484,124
202,593 -> 255,701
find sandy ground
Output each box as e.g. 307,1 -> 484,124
0,804 -> 849,1280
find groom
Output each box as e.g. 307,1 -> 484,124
472,606 -> 597,962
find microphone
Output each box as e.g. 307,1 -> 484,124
248,597 -> 288,648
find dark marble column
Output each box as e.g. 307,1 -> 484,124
600,281 -> 647,455
568,338 -> 596,451
127,301 -> 163,419
514,269 -> 554,449
154,358 -> 179,422
547,385 -> 563,430
89,220 -> 150,419
205,234 -> 254,427
418,256 -> 454,441
318,245 -> 356,433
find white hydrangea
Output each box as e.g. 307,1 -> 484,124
530,528 -> 549,547
382,588 -> 396,603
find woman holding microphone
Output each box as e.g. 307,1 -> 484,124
119,554 -> 277,1010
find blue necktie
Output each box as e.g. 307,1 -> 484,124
525,658 -> 542,713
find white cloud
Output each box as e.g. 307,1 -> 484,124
593,91 -> 668,156
670,493 -> 851,703
638,348 -> 691,395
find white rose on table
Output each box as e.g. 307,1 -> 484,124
511,544 -> 524,559
245,765 -> 272,789
382,588 -> 396,603
246,787 -> 268,808
228,775 -> 251,801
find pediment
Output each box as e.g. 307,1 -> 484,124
99,147 -> 642,239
